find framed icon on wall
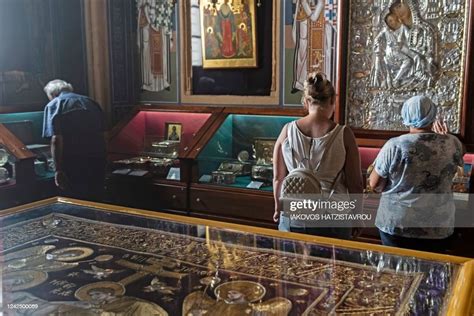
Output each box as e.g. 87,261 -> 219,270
200,0 -> 258,68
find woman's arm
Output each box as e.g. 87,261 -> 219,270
343,127 -> 364,194
272,125 -> 289,222
369,169 -> 387,193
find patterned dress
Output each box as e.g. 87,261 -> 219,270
374,133 -> 464,238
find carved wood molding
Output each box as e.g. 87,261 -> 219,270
84,0 -> 111,125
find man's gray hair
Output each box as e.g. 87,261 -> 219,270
44,79 -> 73,99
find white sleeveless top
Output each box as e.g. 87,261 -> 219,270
281,121 -> 348,194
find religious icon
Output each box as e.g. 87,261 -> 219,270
136,0 -> 175,92
346,0 -> 469,132
182,281 -> 292,315
291,0 -> 338,93
165,122 -> 182,141
74,282 -> 169,315
369,4 -> 437,90
200,0 -> 258,68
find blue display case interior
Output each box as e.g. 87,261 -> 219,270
197,114 -> 298,191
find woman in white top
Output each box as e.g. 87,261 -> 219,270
273,72 -> 363,239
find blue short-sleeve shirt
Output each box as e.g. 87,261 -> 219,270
43,92 -> 105,158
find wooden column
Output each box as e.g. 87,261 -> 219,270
84,0 -> 111,127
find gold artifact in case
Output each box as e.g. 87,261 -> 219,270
2,198 -> 473,315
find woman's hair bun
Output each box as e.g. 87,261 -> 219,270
304,72 -> 334,105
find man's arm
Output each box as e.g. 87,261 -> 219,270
51,135 -> 63,169
51,135 -> 68,189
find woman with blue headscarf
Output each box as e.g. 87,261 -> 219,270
369,95 -> 464,253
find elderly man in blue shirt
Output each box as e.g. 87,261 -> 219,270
43,79 -> 106,201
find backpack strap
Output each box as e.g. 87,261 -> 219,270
315,124 -> 343,171
321,125 -> 345,198
286,122 -> 299,169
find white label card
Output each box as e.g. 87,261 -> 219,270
112,168 -> 132,175
199,174 -> 212,183
166,167 -> 181,180
247,181 -> 264,189
129,170 -> 149,177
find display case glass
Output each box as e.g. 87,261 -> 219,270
1,198 -> 472,315
0,145 -> 16,186
0,112 -> 54,180
107,106 -> 221,181
196,114 -> 298,191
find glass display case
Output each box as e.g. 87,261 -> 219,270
0,122 -> 42,209
0,144 -> 16,186
0,112 -> 55,180
106,105 -> 223,211
189,108 -> 304,227
1,197 -> 472,315
195,114 -> 298,191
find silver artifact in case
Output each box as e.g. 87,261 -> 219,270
251,165 -> 273,184
346,0 -> 470,132
112,157 -> 174,177
212,171 -> 236,184
0,167 -> 9,185
0,148 -> 11,184
0,148 -> 9,166
253,138 -> 276,165
217,161 -> 252,176
150,140 -> 180,159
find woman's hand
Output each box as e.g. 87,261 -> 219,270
273,209 -> 280,223
432,118 -> 449,135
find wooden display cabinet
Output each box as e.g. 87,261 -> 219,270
106,105 -> 224,213
0,123 -> 56,209
188,107 -> 305,228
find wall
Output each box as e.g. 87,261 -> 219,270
109,0 -> 312,122
107,0 -> 474,149
0,0 -> 89,114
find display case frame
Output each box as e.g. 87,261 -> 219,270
1,197 -> 473,315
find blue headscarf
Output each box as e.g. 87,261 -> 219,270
401,95 -> 437,128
